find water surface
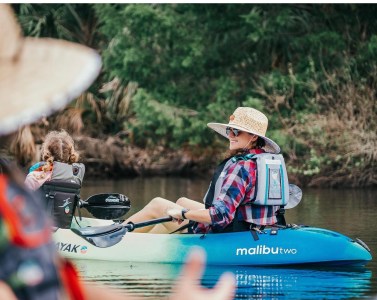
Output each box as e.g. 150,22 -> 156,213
77,177 -> 376,299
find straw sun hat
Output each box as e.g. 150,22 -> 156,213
207,107 -> 281,154
0,4 -> 102,136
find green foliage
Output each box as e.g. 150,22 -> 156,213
15,4 -> 377,186
14,4 -> 101,47
129,89 -> 208,148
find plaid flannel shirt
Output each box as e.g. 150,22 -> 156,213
192,149 -> 279,234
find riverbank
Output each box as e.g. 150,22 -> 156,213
74,135 -> 219,179
1,132 -> 375,188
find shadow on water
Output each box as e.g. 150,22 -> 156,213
74,259 -> 372,299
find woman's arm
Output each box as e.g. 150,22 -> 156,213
168,208 -> 212,224
168,162 -> 251,228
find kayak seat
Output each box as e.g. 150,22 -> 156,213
41,180 -> 81,229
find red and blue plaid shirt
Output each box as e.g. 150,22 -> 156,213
193,149 -> 280,234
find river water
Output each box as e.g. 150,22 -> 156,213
76,177 -> 377,299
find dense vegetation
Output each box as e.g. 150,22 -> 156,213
13,4 -> 377,187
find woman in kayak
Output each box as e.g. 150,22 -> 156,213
124,107 -> 283,234
24,129 -> 84,190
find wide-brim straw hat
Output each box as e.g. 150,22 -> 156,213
207,107 -> 281,154
0,5 -> 102,136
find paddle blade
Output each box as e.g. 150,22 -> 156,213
71,224 -> 127,248
285,184 -> 303,209
81,193 -> 131,220
85,205 -> 130,220
86,193 -> 130,207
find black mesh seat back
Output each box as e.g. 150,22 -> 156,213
40,162 -> 85,228
42,180 -> 81,229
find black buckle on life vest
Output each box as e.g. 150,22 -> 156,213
250,224 -> 265,241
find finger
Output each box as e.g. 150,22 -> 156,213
211,272 -> 236,300
0,281 -> 17,300
179,247 -> 206,284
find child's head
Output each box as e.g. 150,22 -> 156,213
41,130 -> 79,164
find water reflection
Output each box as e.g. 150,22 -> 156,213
215,266 -> 371,299
74,260 -> 179,298
74,259 -> 372,299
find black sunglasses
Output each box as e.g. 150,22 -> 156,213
226,127 -> 242,137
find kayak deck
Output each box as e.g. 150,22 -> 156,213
53,218 -> 372,266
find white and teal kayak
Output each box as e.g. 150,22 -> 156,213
53,217 -> 372,267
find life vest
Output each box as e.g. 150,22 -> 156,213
39,162 -> 85,229
29,161 -> 85,186
203,152 -> 289,232
0,173 -> 85,300
242,153 -> 289,207
203,157 -> 232,209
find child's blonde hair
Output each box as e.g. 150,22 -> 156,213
40,130 -> 79,173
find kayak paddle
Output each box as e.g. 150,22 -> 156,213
286,184 -> 303,209
72,184 -> 302,247
71,216 -> 173,248
79,193 -> 131,220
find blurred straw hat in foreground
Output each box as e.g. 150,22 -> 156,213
0,4 -> 102,136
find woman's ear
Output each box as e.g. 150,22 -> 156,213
250,134 -> 258,142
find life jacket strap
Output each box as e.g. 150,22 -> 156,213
249,224 -> 266,241
275,205 -> 287,226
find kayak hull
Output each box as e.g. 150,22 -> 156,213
53,219 -> 372,266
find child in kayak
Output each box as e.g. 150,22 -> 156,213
25,129 -> 85,191
124,107 -> 286,234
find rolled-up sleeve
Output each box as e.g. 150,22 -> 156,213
208,162 -> 251,231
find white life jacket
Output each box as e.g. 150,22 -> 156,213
252,153 -> 289,206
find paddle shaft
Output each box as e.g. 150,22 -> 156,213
72,216 -> 175,248
126,216 -> 173,231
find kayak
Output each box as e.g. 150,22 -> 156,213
53,217 -> 372,266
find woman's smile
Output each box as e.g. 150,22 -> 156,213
228,131 -> 249,150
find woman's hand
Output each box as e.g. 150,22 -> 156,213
167,208 -> 184,223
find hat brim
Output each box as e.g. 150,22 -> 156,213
0,37 -> 101,136
207,122 -> 281,154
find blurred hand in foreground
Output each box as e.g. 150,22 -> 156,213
170,248 -> 236,300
